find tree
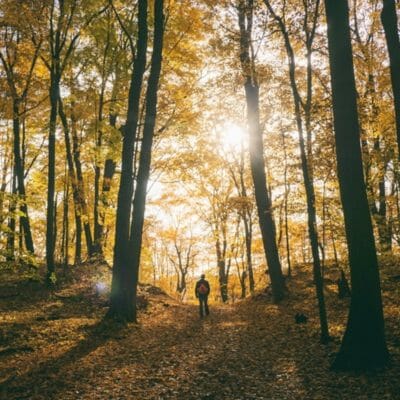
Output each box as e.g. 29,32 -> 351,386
37,0 -> 108,283
324,0 -> 389,370
381,0 -> 400,160
58,88 -> 95,263
263,0 -> 329,343
237,0 -> 285,302
352,1 -> 392,252
0,2 -> 42,255
229,147 -> 255,295
163,223 -> 197,299
108,0 -> 149,321
43,0 -> 74,282
127,0 -> 164,317
88,7 -> 122,255
108,0 -> 165,322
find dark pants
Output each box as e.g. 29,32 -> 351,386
198,294 -> 209,317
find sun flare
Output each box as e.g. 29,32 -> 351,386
219,122 -> 248,152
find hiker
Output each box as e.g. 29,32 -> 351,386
195,274 -> 210,318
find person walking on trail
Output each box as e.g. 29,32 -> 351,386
195,274 -> 210,318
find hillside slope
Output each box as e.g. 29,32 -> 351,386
0,262 -> 399,399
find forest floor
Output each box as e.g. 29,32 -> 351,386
0,260 -> 399,400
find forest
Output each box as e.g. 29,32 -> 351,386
0,0 -> 400,398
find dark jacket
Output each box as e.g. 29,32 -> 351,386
195,278 -> 210,298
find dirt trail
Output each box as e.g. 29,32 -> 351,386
1,266 -> 400,399
2,300 -> 314,400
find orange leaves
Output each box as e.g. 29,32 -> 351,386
1,258 -> 400,398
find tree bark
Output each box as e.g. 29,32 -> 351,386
12,99 -> 35,254
54,192 -> 59,262
126,0 -> 165,321
108,0 -> 149,321
330,228 -> 339,270
70,99 -> 94,258
93,67 -> 108,254
61,162 -> 69,268
263,0 -> 329,343
0,130 -> 10,228
238,0 -> 285,302
46,73 -> 59,283
321,182 -> 327,275
381,0 -> 400,159
324,0 -> 389,370
243,211 -> 254,293
6,173 -> 17,261
373,138 -> 391,252
0,27 -> 40,257
97,89 -> 119,251
239,151 -> 255,294
59,96 -> 88,265
75,215 -> 82,265
216,236 -> 229,302
281,128 -> 291,277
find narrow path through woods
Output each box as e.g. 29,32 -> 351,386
1,264 -> 399,399
3,300 -> 329,399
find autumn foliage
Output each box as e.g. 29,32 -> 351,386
0,0 -> 400,396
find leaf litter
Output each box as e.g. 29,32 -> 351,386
0,260 -> 399,399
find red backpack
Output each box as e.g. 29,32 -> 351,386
197,282 -> 208,295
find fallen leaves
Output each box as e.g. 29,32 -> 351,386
0,260 -> 399,399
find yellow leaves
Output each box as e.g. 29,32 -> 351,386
228,195 -> 254,212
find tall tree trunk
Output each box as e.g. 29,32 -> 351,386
46,74 -> 60,283
93,14 -> 113,254
97,92 -> 118,251
126,0 -> 165,322
93,145 -> 102,254
108,0 -> 149,321
59,96 -> 86,265
231,140 -> 254,294
6,173 -> 17,261
61,161 -> 69,268
239,143 -> 254,294
70,99 -> 94,258
238,0 -> 285,302
263,0 -> 329,344
12,99 -> 34,254
373,138 -> 391,252
0,25 -> 40,257
0,130 -> 10,227
54,193 -> 59,262
321,182 -> 327,276
44,0 -> 102,276
99,159 -> 116,236
360,57 -> 391,252
75,215 -> 82,265
281,127 -> 291,277
216,237 -> 229,302
330,228 -> 339,270
381,0 -> 400,250
239,268 -> 247,299
381,0 -> 400,158
93,84 -> 106,255
324,0 -> 389,370
293,84 -> 329,343
243,212 -> 254,293
245,82 -> 284,302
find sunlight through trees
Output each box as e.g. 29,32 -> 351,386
1,0 -> 399,381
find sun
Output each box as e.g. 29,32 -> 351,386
218,122 -> 248,152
